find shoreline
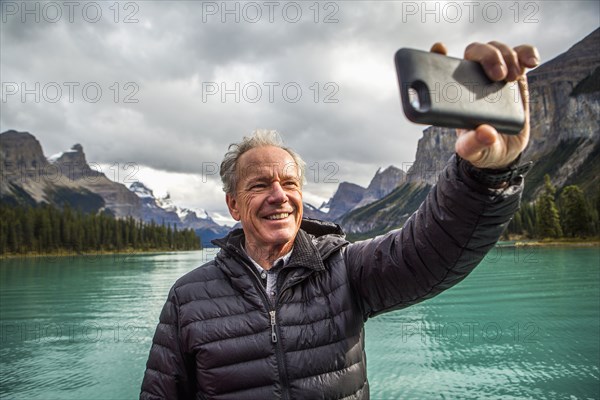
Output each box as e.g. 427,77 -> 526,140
0,248 -> 202,260
2,240 -> 598,260
499,239 -> 600,248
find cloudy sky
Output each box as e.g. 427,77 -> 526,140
1,0 -> 598,225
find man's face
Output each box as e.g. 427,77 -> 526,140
226,146 -> 303,258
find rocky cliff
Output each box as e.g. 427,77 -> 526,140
129,181 -> 180,226
405,126 -> 456,186
315,164 -> 407,221
49,144 -> 103,181
1,130 -> 51,204
1,131 -> 146,216
324,182 -> 367,220
0,131 -> 230,245
340,182 -> 431,237
400,28 -> 600,192
527,33 -> 599,155
340,28 -> 600,239
524,28 -> 600,198
355,166 -> 406,208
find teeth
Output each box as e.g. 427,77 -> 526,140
266,213 -> 290,220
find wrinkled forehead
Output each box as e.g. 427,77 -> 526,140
237,160 -> 301,182
235,146 -> 301,182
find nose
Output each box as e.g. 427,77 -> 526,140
267,182 -> 288,204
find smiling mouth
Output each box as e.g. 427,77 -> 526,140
265,212 -> 291,220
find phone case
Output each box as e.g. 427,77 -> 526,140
394,48 -> 525,135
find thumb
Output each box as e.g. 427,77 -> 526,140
455,125 -> 498,166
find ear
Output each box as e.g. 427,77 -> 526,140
225,193 -> 241,221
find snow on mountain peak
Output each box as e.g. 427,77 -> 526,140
47,152 -> 64,163
47,148 -> 78,163
190,208 -> 209,220
154,194 -> 210,221
129,181 -> 155,199
156,193 -> 176,211
127,182 -> 213,223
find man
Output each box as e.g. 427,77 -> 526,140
140,41 -> 539,399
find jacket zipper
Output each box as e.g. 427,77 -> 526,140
268,270 -> 315,399
237,257 -> 291,400
217,236 -> 347,399
268,289 -> 291,400
269,310 -> 278,343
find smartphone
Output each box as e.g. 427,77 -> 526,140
394,48 -> 525,135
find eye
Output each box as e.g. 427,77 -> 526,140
249,183 -> 267,190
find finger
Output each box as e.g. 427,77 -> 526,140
517,74 -> 530,113
514,44 -> 540,69
464,42 -> 507,81
455,125 -> 498,165
430,42 -> 448,55
488,41 -> 521,81
455,128 -> 468,138
516,74 -> 531,147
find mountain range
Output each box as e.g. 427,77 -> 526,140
2,28 -> 598,243
0,133 -> 229,246
340,28 -> 600,240
0,128 -> 407,245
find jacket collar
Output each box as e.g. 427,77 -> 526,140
212,218 -> 348,271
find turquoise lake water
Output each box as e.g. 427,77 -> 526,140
1,246 -> 598,399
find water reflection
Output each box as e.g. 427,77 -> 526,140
365,247 -> 599,400
0,250 -> 206,399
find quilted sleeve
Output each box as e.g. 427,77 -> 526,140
140,286 -> 195,399
344,154 -> 524,319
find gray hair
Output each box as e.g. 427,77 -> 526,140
220,130 -> 306,194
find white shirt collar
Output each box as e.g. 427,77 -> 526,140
241,243 -> 293,273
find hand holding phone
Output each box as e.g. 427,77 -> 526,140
395,48 -> 525,135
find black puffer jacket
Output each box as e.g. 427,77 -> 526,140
140,155 -> 524,399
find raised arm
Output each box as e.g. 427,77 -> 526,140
344,41 -> 538,319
